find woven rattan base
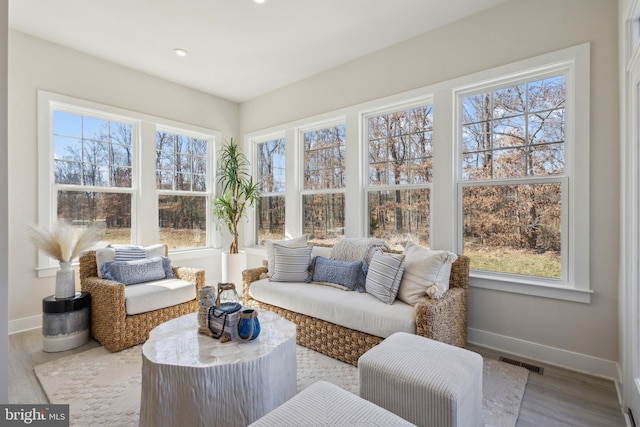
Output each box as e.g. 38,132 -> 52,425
245,299 -> 383,366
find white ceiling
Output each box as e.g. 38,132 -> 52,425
9,0 -> 507,103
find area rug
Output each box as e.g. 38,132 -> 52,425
35,345 -> 528,427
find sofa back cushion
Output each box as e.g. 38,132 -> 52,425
397,242 -> 458,305
330,238 -> 389,265
265,235 -> 309,276
270,244 -> 313,282
309,256 -> 368,292
365,251 -> 406,304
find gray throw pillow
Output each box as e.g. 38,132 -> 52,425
270,244 -> 313,282
365,251 -> 406,304
104,257 -> 167,285
308,256 -> 368,292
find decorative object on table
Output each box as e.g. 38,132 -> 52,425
211,138 -> 261,296
215,282 -> 240,308
42,291 -> 91,352
236,308 -> 260,341
197,284 -> 260,342
30,221 -> 100,299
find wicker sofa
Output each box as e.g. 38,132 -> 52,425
243,248 -> 469,366
79,249 -> 205,352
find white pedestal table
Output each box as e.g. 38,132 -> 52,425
139,310 -> 297,427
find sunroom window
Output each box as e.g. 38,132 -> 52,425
255,137 -> 286,244
53,110 -> 134,244
156,130 -> 210,250
459,75 -> 566,279
301,124 -> 346,243
366,105 -> 433,250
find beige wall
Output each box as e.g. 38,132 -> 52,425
239,0 -> 620,368
8,30 -> 238,331
1,0 -> 8,403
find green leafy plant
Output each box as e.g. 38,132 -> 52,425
212,138 -> 261,254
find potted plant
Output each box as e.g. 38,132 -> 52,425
212,138 -> 261,291
30,221 -> 100,299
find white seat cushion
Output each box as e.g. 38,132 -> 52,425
124,278 -> 196,315
250,279 -> 415,338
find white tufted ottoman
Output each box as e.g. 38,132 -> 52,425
249,380 -> 415,426
359,332 -> 483,427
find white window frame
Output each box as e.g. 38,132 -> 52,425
244,44 -> 590,303
298,119 -> 347,240
37,91 -> 220,276
453,44 -> 591,303
362,98 -> 435,248
250,132 -> 287,245
155,125 -> 215,251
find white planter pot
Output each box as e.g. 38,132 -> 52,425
221,251 -> 247,297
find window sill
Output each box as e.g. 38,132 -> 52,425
35,248 -> 222,278
242,246 -> 267,256
168,247 -> 220,261
470,273 -> 592,303
36,264 -> 75,278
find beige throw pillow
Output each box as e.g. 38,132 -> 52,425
397,242 -> 458,305
265,235 -> 309,276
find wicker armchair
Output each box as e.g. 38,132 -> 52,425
243,252 -> 469,366
79,249 -> 205,352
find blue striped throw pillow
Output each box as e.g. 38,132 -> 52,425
270,244 -> 313,282
365,251 -> 406,304
112,245 -> 147,262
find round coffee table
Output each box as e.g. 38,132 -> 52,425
139,310 -> 297,427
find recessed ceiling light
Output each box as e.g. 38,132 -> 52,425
253,0 -> 266,4
174,48 -> 188,57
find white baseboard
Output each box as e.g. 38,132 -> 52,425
468,328 -> 620,381
9,315 -> 41,334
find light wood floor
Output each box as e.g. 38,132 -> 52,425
9,329 -> 627,426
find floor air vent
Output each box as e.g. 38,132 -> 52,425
498,356 -> 544,375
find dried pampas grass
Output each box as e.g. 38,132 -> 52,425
30,221 -> 101,263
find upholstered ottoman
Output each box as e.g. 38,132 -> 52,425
249,380 -> 415,426
359,332 -> 483,427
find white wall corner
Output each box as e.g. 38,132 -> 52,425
469,328 -> 620,381
9,315 -> 42,335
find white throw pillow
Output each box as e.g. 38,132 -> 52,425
269,244 -> 313,282
365,251 -> 405,304
95,247 -> 116,278
397,242 -> 458,305
265,235 -> 309,276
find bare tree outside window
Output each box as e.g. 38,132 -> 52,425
461,76 -> 565,278
156,131 -> 209,250
302,125 -> 345,243
367,105 -> 432,249
256,138 -> 286,243
53,111 -> 133,243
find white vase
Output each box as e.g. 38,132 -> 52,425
221,251 -> 247,298
55,261 -> 76,299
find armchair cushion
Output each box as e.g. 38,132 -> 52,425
95,244 -> 165,278
124,278 -> 197,315
101,257 -> 167,285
